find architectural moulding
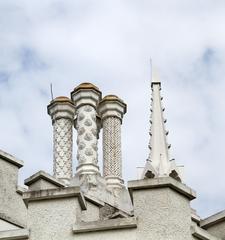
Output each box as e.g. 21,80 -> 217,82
200,210 -> 225,229
0,229 -> 29,240
0,149 -> 23,168
128,176 -> 196,203
73,217 -> 137,233
191,225 -> 221,240
22,186 -> 87,210
24,170 -> 66,190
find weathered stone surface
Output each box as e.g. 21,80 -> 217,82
27,198 -> 80,240
201,210 -> 225,239
0,219 -> 20,231
0,153 -> 27,227
23,186 -> 87,210
131,182 -> 193,239
128,176 -> 196,201
0,228 -> 29,239
191,225 -> 221,240
0,150 -> 23,168
73,217 -> 137,233
24,171 -> 65,191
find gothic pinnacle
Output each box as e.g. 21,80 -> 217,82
142,68 -> 182,181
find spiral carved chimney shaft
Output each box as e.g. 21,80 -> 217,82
99,95 -> 127,189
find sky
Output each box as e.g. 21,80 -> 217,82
0,0 -> 225,218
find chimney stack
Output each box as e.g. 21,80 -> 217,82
99,95 -> 127,189
47,96 -> 75,184
71,83 -> 102,177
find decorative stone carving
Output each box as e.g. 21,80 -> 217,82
71,83 -> 102,176
142,71 -> 182,181
47,96 -> 75,184
99,95 -> 127,189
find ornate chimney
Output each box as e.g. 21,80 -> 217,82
47,96 -> 75,184
71,83 -> 102,177
99,95 -> 127,189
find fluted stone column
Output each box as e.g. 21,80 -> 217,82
71,83 -> 102,176
47,97 -> 75,184
99,95 -> 127,189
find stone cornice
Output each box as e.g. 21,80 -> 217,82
0,229 -> 29,240
191,225 -> 221,240
128,177 -> 196,202
200,210 -> 225,229
73,217 -> 137,233
24,170 -> 66,187
22,186 -> 87,210
0,214 -> 25,229
0,149 -> 23,168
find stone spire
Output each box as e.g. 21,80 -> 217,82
47,96 -> 75,184
142,70 -> 181,181
71,83 -> 102,177
99,95 -> 127,189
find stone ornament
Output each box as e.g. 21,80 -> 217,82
47,96 -> 75,183
71,83 -> 102,176
99,95 -> 127,189
142,71 -> 182,181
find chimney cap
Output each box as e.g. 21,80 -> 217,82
50,96 -> 73,104
100,94 -> 127,113
74,82 -> 101,93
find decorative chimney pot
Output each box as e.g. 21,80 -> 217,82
71,83 -> 102,176
99,95 -> 127,189
47,96 -> 75,184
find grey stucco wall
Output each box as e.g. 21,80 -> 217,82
27,198 -> 82,240
81,201 -> 100,222
206,222 -> 225,239
27,179 -> 60,191
75,228 -> 137,240
132,187 -> 192,240
0,158 -> 27,226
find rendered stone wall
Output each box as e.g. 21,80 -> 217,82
81,201 -> 100,222
0,219 -> 20,231
132,187 -> 192,240
27,198 -> 81,240
0,159 -> 27,227
206,222 -> 225,239
27,179 -> 60,191
75,228 -> 137,240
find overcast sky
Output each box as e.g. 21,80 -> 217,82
1,0 -> 225,218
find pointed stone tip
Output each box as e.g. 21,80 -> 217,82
151,67 -> 161,87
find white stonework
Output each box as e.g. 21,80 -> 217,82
99,95 -> 126,189
71,83 -> 102,176
47,97 -> 75,183
1,81 -> 225,240
143,72 -> 181,181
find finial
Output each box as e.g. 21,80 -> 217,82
151,65 -> 161,86
143,66 -> 182,181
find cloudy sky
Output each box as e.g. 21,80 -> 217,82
1,0 -> 225,218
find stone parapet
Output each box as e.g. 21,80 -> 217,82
24,170 -> 66,191
0,229 -> 29,240
0,149 -> 23,168
128,176 -> 196,202
201,210 -> 225,229
23,186 -> 87,210
73,217 -> 137,233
